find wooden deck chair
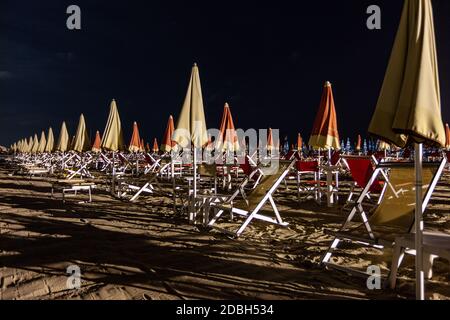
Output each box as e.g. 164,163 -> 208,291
321,159 -> 447,276
207,160 -> 295,237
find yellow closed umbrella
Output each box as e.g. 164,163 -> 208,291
44,127 -> 54,153
26,136 -> 33,153
101,99 -> 124,152
172,63 -> 208,215
368,0 -> 444,147
55,121 -> 70,152
368,0 -> 444,300
72,114 -> 90,152
377,140 -> 391,151
101,99 -> 125,194
31,134 -> 39,153
173,63 -> 208,149
37,131 -> 47,153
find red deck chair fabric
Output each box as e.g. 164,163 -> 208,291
330,150 -> 341,166
295,160 -> 328,190
284,150 -> 302,161
345,158 -> 383,193
296,160 -> 319,172
144,153 -> 153,164
239,156 -> 252,176
373,151 -> 385,162
118,153 -> 128,165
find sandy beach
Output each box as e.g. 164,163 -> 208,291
1,164 -> 448,300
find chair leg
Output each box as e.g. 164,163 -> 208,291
207,209 -> 224,227
321,238 -> 341,264
424,254 -> 436,279
389,245 -> 405,289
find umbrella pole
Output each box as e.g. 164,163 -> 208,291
414,143 -> 425,300
327,148 -> 333,207
190,147 -> 197,224
111,151 -> 116,195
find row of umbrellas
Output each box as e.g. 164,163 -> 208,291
11,101 -> 163,154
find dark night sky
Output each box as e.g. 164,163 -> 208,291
1,0 -> 449,146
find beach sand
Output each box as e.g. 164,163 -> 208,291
0,168 -> 449,300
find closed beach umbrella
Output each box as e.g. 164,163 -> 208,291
128,121 -> 141,153
72,114 -> 90,152
309,81 -> 340,150
172,63 -> 208,208
139,138 -> 145,152
173,63 -> 208,149
152,138 -> 159,153
92,130 -> 102,153
297,133 -> 303,151
44,127 -> 54,153
216,103 -> 239,152
37,131 -> 47,153
101,99 -> 125,151
355,135 -> 362,152
161,115 -> 176,153
368,0 -> 444,300
26,136 -> 33,153
267,128 -> 274,152
378,140 -> 391,151
31,134 -> 39,153
55,121 -> 70,152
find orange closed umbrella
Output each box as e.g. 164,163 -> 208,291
129,121 -> 141,153
152,138 -> 159,153
140,138 -> 145,152
308,81 -> 340,150
355,135 -> 362,152
217,103 -> 239,152
297,133 -> 303,151
267,128 -> 274,152
161,115 -> 176,152
92,130 -> 102,153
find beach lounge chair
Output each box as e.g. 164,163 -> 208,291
118,161 -> 171,201
296,160 -> 321,202
388,231 -> 450,289
51,178 -> 96,203
341,155 -> 385,205
321,159 -> 447,277
19,164 -> 50,177
207,160 -> 295,237
143,153 -> 162,174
